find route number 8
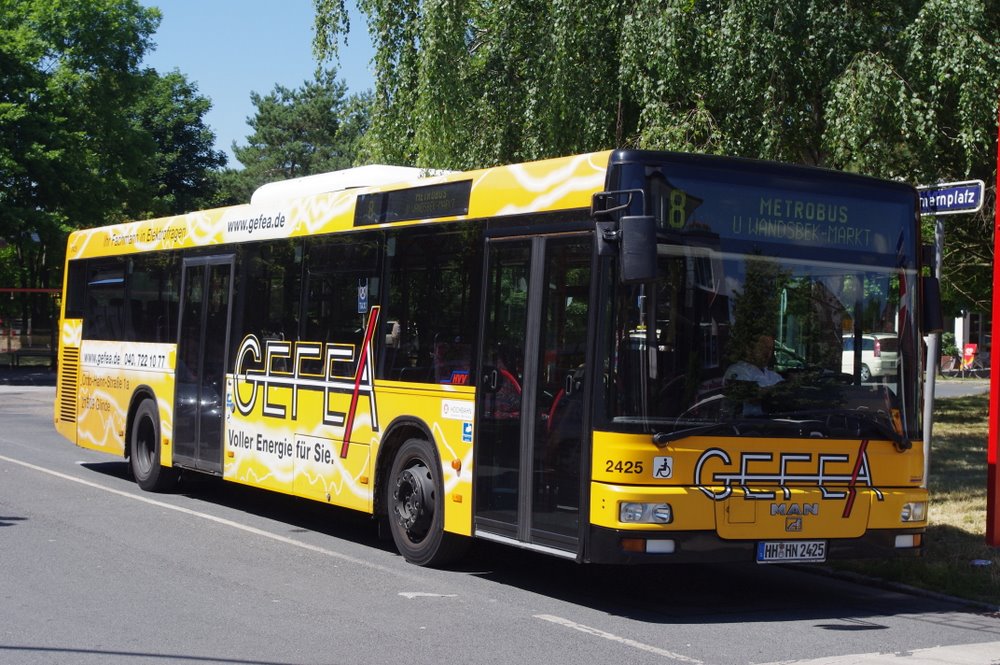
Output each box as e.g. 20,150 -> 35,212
668,190 -> 687,229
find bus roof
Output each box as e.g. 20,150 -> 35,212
249,165 -> 442,206
65,151 -> 614,261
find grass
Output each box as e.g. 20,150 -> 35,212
834,392 -> 1000,607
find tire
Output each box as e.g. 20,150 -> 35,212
859,364 -> 872,383
129,398 -> 176,492
387,438 -> 468,567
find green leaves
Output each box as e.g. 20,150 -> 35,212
313,0 -> 635,168
1,0 -> 224,305
2,0 -> 155,241
314,0 -> 999,312
214,68 -> 369,203
133,70 -> 227,218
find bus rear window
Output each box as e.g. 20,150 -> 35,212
64,261 -> 87,319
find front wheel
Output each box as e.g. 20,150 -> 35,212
387,438 -> 468,566
129,398 -> 176,492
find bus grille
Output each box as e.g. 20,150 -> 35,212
59,347 -> 79,422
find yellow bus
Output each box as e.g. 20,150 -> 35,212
54,150 -> 938,566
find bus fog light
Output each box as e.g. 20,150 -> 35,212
900,502 -> 927,522
619,502 -> 673,524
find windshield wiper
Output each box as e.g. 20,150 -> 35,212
770,408 -> 911,450
652,422 -> 741,447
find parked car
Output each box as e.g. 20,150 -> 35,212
842,333 -> 898,382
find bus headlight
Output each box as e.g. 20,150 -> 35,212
619,502 -> 673,524
900,502 -> 927,522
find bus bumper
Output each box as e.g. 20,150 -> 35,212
584,526 -> 924,565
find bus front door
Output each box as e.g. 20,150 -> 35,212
173,256 -> 234,474
475,234 -> 592,555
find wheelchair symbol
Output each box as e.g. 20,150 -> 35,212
653,456 -> 673,479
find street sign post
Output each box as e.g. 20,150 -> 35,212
989,106 -> 1000,548
918,178 -> 988,500
918,180 -> 985,216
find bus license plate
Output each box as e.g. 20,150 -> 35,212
756,540 -> 827,563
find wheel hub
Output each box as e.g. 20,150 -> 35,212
393,463 -> 434,539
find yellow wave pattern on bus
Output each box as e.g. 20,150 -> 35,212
64,152 -> 613,261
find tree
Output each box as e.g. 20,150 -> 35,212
312,0 -> 632,169
0,0 -> 227,333
224,67 -> 370,199
131,69 -> 228,218
313,0 -> 1000,313
0,0 -> 160,331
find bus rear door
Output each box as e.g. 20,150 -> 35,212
173,256 -> 234,474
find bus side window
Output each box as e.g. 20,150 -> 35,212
382,225 -> 481,383
83,260 -> 126,341
128,254 -> 180,343
302,234 -> 379,373
235,241 -> 302,368
434,337 -> 471,384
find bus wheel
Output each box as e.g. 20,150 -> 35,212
387,438 -> 467,567
129,398 -> 176,492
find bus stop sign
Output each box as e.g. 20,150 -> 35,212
917,180 -> 985,216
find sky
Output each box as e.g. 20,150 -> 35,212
140,0 -> 374,168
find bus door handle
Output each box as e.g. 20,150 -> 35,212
485,368 -> 499,391
565,373 -> 575,396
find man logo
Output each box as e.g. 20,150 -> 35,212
770,502 -> 819,516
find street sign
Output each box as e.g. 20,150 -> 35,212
917,180 -> 985,215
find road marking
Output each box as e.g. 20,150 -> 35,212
399,592 -> 458,599
0,453 -> 427,582
534,614 -> 703,663
754,640 -> 1000,664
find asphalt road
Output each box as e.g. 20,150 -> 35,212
2,385 -> 999,665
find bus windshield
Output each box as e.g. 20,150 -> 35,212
600,158 -> 921,443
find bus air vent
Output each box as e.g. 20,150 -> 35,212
59,347 -> 79,422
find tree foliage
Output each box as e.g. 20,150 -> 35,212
213,68 -> 371,205
1,0 -> 157,247
0,0 -> 224,331
133,70 -> 227,218
314,0 -> 1000,312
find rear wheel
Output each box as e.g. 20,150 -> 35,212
859,364 -> 872,382
130,398 -> 176,492
387,438 -> 468,566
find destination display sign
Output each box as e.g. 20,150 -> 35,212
654,167 -> 914,259
354,180 -> 472,226
917,180 -> 985,216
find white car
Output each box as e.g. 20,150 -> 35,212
842,333 -> 898,382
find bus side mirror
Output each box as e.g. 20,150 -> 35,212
620,216 -> 657,284
921,275 -> 943,334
